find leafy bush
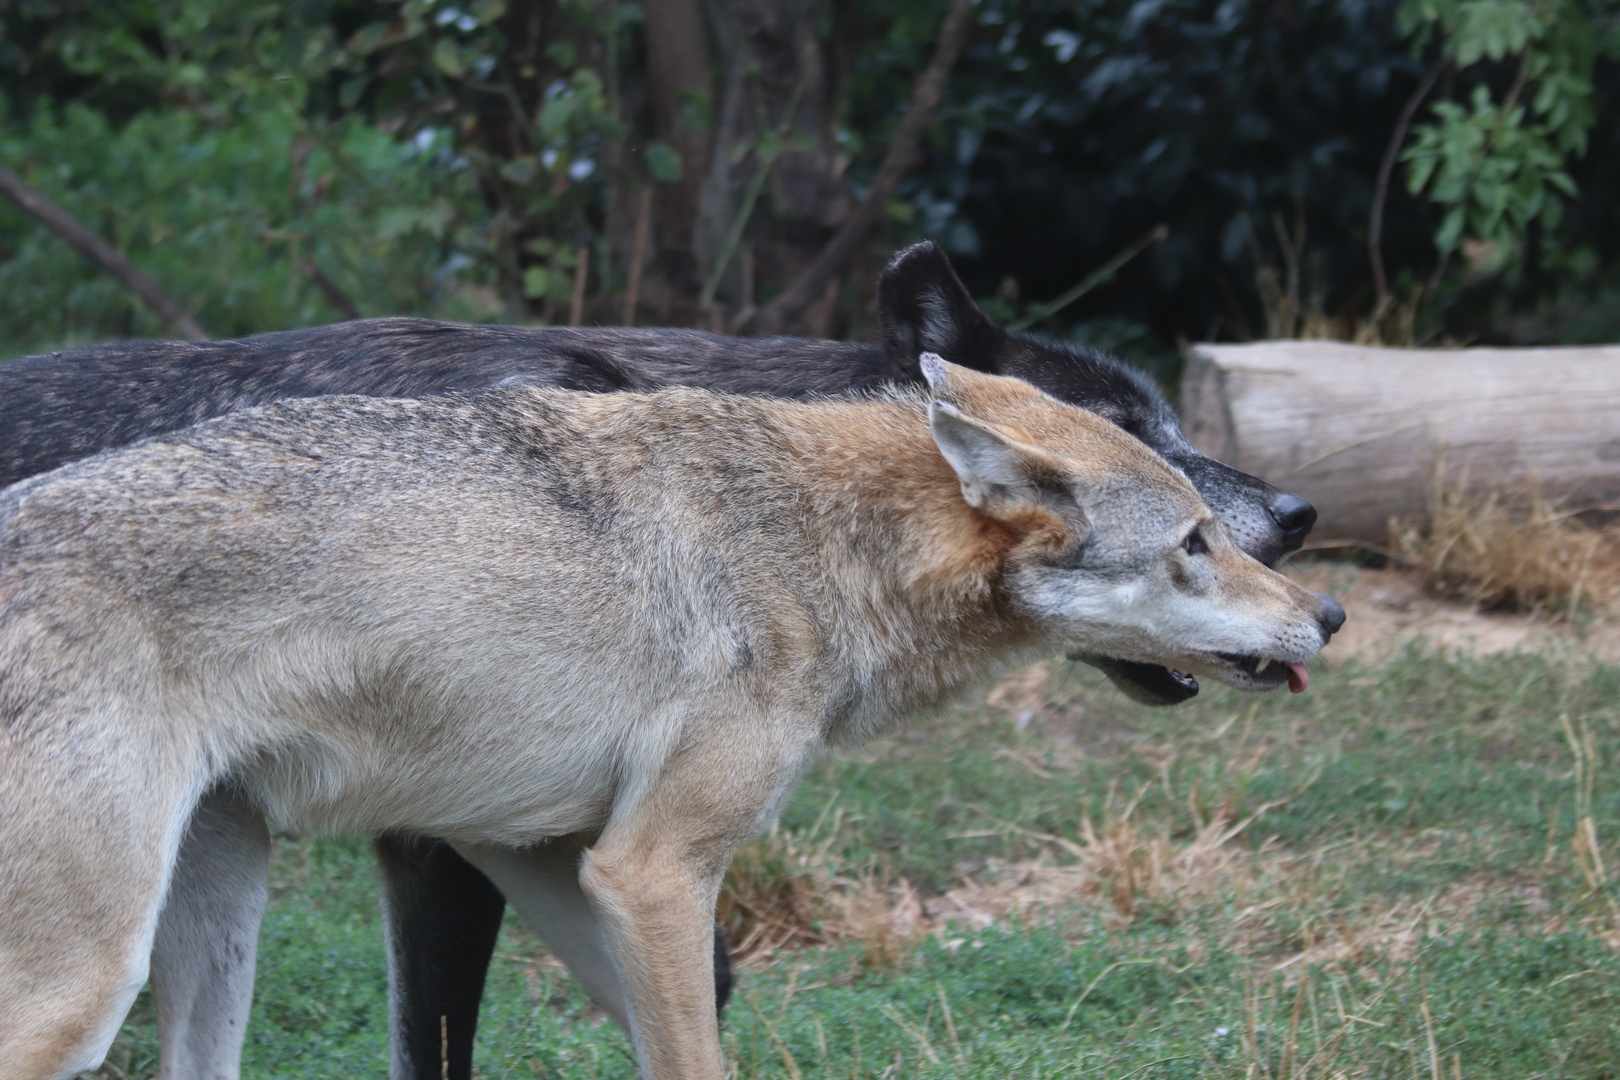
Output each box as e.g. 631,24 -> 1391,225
908,0 -> 1620,358
0,0 -> 1616,359
0,92 -> 490,352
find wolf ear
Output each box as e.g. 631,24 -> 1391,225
880,242 -> 1006,375
918,351 -> 953,395
928,399 -> 1081,528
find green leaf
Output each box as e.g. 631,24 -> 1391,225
538,96 -> 575,139
470,0 -> 508,25
1448,0 -> 1543,65
522,265 -> 551,298
347,21 -> 398,56
645,141 -> 683,183
675,87 -> 714,132
338,76 -> 369,110
1405,146 -> 1439,193
546,42 -> 577,71
1436,205 -> 1468,252
500,157 -> 537,185
432,38 -> 465,78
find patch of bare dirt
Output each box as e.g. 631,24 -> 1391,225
1287,564 -> 1620,665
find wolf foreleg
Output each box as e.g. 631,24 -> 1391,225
579,842 -> 727,1080
453,837 -> 741,1041
0,733 -> 205,1080
577,723 -> 807,1080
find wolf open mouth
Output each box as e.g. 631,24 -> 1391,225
1217,652 -> 1310,693
1074,655 -> 1202,705
1075,653 -> 1308,704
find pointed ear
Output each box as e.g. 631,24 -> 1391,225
927,398 -> 1077,525
879,242 -> 1006,374
929,401 -> 1024,509
918,351 -> 952,395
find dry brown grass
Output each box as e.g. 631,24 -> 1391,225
717,660 -> 1620,984
716,784 -> 1584,988
716,778 -> 1294,970
715,805 -> 850,964
1392,479 -> 1620,620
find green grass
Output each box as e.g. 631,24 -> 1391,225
92,645 -> 1620,1078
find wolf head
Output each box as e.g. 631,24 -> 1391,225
880,242 -> 1319,703
879,242 -> 1315,565
920,355 -> 1343,693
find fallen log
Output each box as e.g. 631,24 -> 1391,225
1180,341 -> 1620,542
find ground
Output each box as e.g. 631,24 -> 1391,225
91,566 -> 1620,1079
1292,562 -> 1620,667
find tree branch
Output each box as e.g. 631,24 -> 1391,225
1005,224 -> 1168,332
304,260 -> 361,321
740,0 -> 975,336
0,165 -> 208,340
1369,57 -> 1448,314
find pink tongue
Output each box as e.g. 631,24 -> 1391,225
1286,663 -> 1309,694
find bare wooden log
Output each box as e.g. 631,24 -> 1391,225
1181,341 -> 1620,542
0,166 -> 208,340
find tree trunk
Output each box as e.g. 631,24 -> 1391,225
643,0 -> 715,275
694,0 -> 853,320
743,0 -> 975,336
1180,341 -> 1620,541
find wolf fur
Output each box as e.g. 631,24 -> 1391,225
0,242 -> 1320,1080
0,244 -> 1315,577
0,358 -> 1340,1080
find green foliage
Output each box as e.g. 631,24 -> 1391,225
0,95 -> 488,351
0,0 -> 506,353
1399,0 -> 1617,262
329,0 -> 637,313
0,0 -> 637,349
2,0 -> 1620,353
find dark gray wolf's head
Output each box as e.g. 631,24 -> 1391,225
877,242 -> 1319,705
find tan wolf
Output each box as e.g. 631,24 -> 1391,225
0,356 -> 1341,1080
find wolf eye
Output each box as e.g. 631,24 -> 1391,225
1182,527 -> 1208,556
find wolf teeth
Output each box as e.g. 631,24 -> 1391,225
1255,658 -> 1271,674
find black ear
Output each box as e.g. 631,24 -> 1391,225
879,241 -> 1006,376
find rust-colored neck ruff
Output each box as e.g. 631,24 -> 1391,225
773,397 -> 1060,726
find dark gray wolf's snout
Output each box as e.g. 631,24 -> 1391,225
1269,493 -> 1318,543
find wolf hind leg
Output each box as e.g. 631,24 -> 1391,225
374,834 -> 507,1080
454,838 -> 631,1027
150,784 -> 270,1080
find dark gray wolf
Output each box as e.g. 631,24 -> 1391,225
0,242 -> 1318,1080
0,357 -> 1341,1080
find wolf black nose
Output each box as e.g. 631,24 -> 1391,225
1315,593 -> 1346,637
1269,493 -> 1318,538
